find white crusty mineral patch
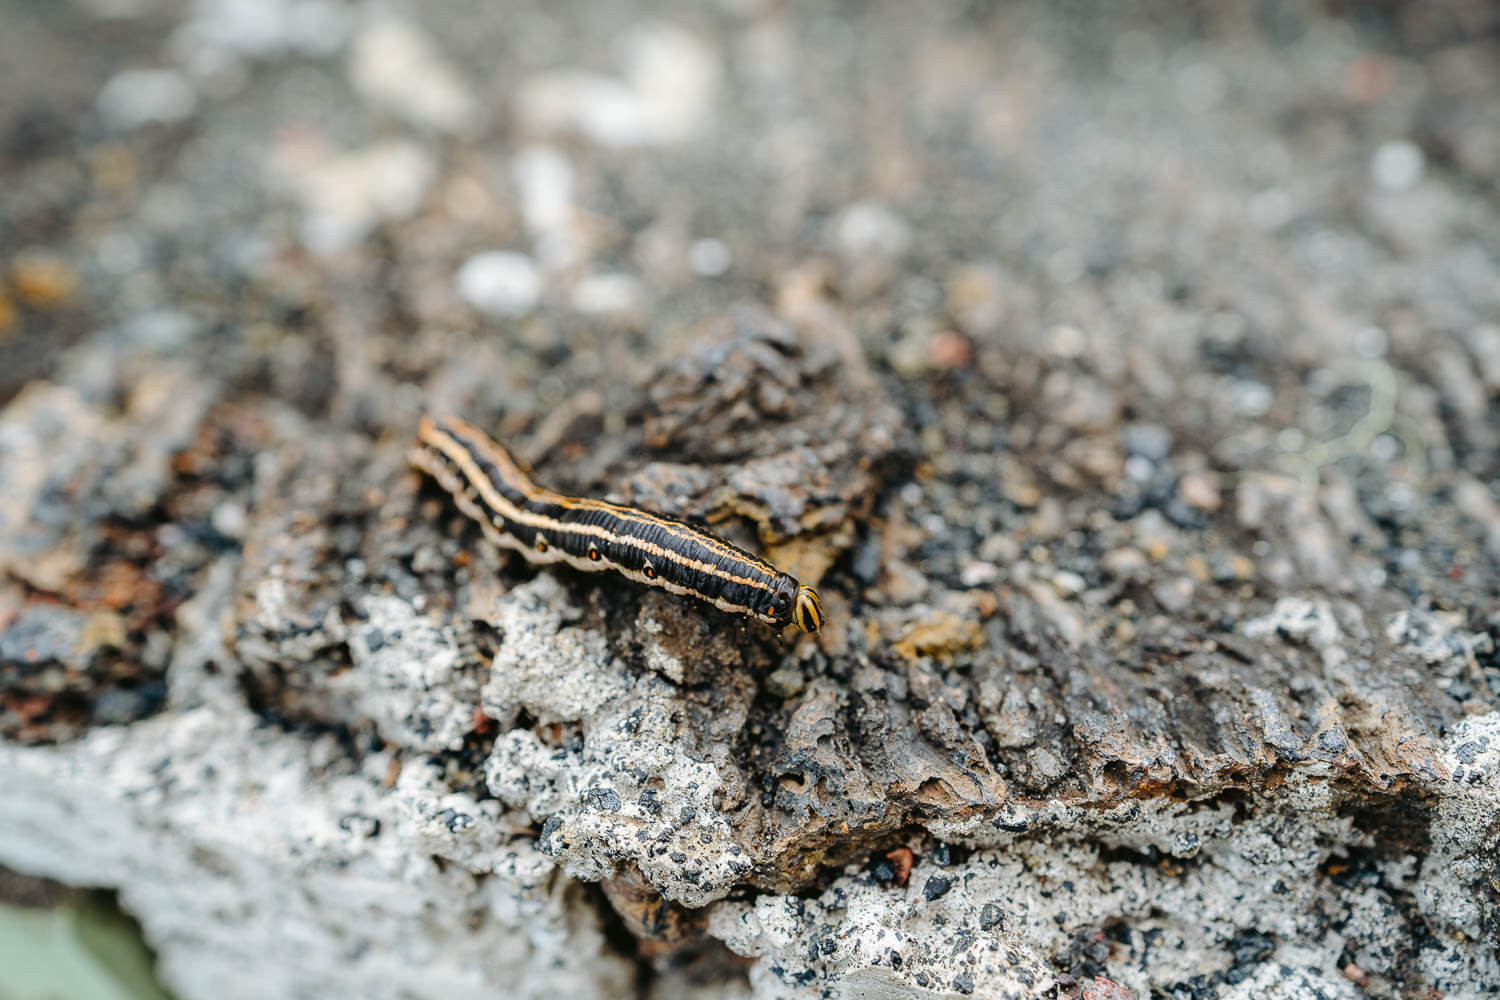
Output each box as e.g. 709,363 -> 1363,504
477,576 -> 751,908
341,594 -> 480,753
709,855 -> 1054,999
1414,712 -> 1500,994
478,575 -> 631,727
0,698 -> 633,1000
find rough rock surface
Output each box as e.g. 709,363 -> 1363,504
3,1 -> 1500,998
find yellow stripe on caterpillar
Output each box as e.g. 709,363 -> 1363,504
410,415 -> 823,632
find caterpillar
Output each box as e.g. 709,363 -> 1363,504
410,415 -> 824,633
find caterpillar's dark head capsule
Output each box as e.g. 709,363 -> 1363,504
761,577 -> 823,633
760,575 -> 799,628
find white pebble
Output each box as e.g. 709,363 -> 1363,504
1153,576 -> 1195,613
291,141 -> 437,255
1233,380 -> 1274,417
1048,324 -> 1087,359
517,73 -> 649,148
960,562 -> 1000,588
689,238 -> 732,277
1370,140 -> 1424,193
1353,325 -> 1388,359
978,533 -> 1020,564
212,501 -> 248,540
1124,455 -> 1155,483
514,24 -> 719,148
1052,570 -> 1086,597
96,69 -> 198,129
285,0 -> 354,57
348,16 -> 481,135
623,23 -> 721,143
176,0 -> 354,60
513,147 -> 575,235
174,0 -> 293,57
456,252 -> 542,318
835,202 -> 911,258
1369,434 -> 1399,462
571,273 -> 643,316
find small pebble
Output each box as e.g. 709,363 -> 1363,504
978,534 -> 1020,564
211,501 -> 248,540
513,147 -> 575,234
882,562 -> 930,605
411,545 -> 447,574
1369,434 -> 1399,462
96,68 -> 197,129
1153,577 -> 1195,614
851,540 -> 883,586
456,251 -> 542,318
623,24 -> 720,143
1047,324 -> 1087,359
515,25 -> 719,147
123,309 -> 197,350
1100,547 -> 1146,577
765,668 -> 805,698
571,273 -> 644,316
9,255 -> 78,308
1178,472 -> 1221,512
1122,423 -> 1172,461
348,17 -> 480,135
1051,570 -> 1085,597
516,72 -> 649,147
1124,455 -> 1155,483
887,323 -> 937,378
1233,380 -> 1274,417
927,330 -> 972,371
960,561 -> 999,587
835,202 -> 911,258
288,141 -> 438,254
945,266 -> 1007,337
1370,140 -> 1423,193
1465,324 -> 1500,390
689,238 -> 732,277
921,874 -> 952,901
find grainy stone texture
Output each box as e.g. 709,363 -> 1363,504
3,1 -> 1500,998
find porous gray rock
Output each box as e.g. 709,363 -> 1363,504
0,695 -> 635,1000
4,1 -> 1500,998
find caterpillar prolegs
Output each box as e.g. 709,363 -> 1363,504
410,415 -> 824,633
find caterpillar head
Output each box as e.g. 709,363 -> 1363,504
760,577 -> 822,633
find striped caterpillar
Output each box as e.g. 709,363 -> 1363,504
410,415 -> 824,633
